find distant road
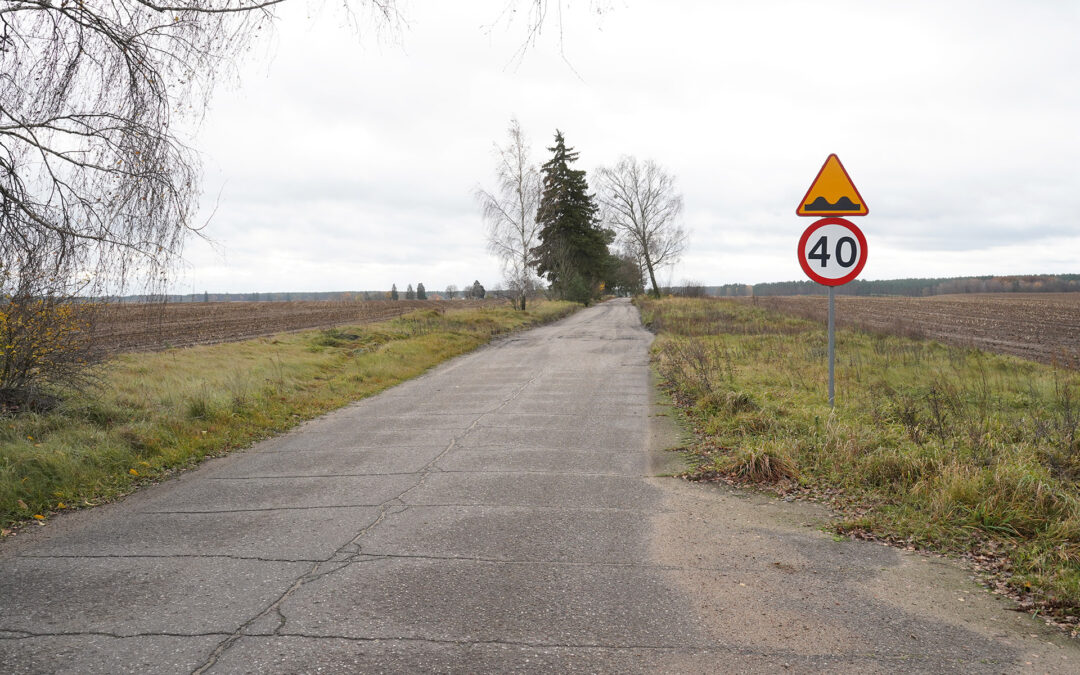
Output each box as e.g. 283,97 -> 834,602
1,298 -> 1076,672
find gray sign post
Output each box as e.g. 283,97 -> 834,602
828,287 -> 835,406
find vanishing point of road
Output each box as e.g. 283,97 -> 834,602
1,299 -> 1077,673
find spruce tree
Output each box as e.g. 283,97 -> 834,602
406,284 -> 415,300
391,284 -> 399,300
531,130 -> 612,302
416,282 -> 427,300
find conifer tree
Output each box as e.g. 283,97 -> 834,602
531,130 -> 613,303
406,284 -> 416,300
391,284 -> 399,301
417,282 -> 427,300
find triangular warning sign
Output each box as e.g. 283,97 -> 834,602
797,154 -> 868,216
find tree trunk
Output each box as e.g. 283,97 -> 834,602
645,253 -> 661,298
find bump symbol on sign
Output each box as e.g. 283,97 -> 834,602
796,154 -> 868,217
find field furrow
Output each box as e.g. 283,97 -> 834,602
89,299 -> 497,353
743,293 -> 1080,366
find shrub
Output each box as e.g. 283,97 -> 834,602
0,297 -> 95,412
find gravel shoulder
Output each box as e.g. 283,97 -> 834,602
648,387 -> 1080,673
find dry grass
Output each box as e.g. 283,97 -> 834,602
640,296 -> 1080,633
91,299 -> 499,353
0,302 -> 578,532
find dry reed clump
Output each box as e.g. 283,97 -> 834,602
860,448 -> 930,488
654,337 -> 729,401
695,390 -> 758,415
720,442 -> 799,483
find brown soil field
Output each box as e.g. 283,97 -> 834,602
742,293 -> 1080,367
89,299 -> 499,354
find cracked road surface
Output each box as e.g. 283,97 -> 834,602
1,298 -> 1078,673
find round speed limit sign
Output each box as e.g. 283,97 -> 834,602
798,217 -> 868,286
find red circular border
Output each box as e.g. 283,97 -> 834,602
797,217 -> 868,286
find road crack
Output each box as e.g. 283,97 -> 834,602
191,369 -> 545,673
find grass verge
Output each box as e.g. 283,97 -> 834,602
1,301 -> 578,532
638,296 -> 1080,634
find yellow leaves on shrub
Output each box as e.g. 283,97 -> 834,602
0,299 -> 92,391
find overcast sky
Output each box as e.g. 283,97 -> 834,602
176,0 -> 1080,294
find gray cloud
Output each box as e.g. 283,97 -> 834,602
179,0 -> 1080,293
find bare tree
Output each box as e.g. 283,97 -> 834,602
0,1 -> 570,404
0,0 -> 337,402
477,118 -> 542,311
596,156 -> 688,298
444,284 -> 457,300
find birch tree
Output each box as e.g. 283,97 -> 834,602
477,119 -> 542,311
596,156 -> 687,298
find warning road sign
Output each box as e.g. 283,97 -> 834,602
796,154 -> 868,217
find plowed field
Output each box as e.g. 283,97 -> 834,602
91,299 -> 496,353
743,293 -> 1080,366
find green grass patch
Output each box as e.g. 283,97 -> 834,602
640,296 -> 1080,630
0,301 -> 578,530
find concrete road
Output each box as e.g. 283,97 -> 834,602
1,299 -> 1077,673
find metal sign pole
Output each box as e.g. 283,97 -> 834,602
828,286 -> 835,407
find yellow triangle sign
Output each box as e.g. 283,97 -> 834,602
797,154 -> 868,216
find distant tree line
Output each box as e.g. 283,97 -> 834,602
125,280 -> 506,304
117,288 -> 460,303
119,274 -> 1079,306
707,274 -> 1080,298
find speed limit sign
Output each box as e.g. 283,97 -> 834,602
797,217 -> 867,286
